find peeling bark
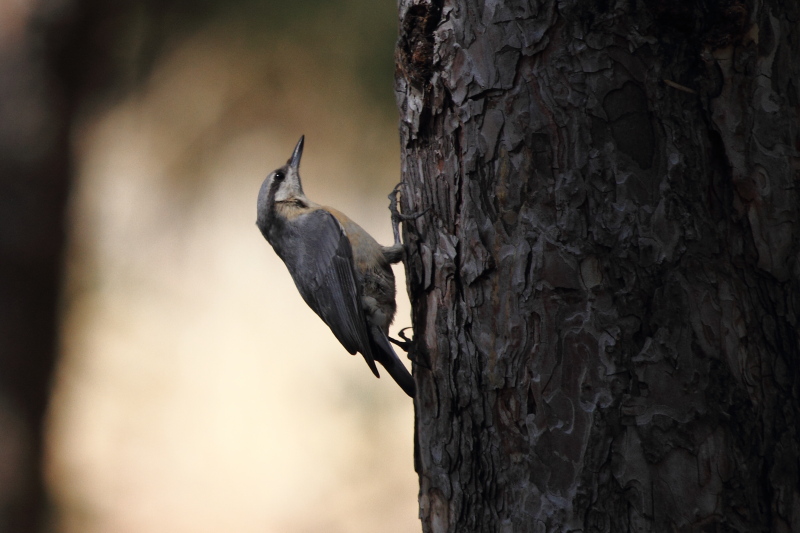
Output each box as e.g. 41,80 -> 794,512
396,0 -> 800,531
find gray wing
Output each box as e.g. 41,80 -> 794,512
273,208 -> 379,377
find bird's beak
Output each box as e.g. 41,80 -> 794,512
289,135 -> 304,170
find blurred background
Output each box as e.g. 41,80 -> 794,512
0,0 -> 417,532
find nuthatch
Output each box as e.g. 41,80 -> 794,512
256,136 -> 416,397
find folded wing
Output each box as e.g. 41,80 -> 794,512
274,208 -> 380,377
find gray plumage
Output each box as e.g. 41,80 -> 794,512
256,136 -> 416,397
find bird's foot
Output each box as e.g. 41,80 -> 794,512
390,327 -> 431,369
388,183 -> 429,246
388,326 -> 414,352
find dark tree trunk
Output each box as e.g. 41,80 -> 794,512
0,6 -> 74,532
1,2 -> 198,528
396,0 -> 799,531
0,1 -> 124,529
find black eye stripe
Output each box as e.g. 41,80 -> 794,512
274,170 -> 285,181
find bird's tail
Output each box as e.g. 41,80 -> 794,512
370,330 -> 416,397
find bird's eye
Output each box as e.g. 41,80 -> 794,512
274,170 -> 285,181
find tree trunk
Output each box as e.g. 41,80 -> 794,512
396,0 -> 799,531
0,1 -> 129,529
0,5 -> 75,531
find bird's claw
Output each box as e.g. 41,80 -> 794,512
390,327 -> 431,369
388,183 -> 429,246
388,183 -> 428,221
389,326 -> 414,352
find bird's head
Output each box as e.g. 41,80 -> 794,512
257,135 -> 307,230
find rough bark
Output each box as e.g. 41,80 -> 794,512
396,0 -> 800,531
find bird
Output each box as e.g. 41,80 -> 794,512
256,136 -> 416,397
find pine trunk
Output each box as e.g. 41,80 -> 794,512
395,0 -> 800,531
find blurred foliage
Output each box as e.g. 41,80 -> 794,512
60,0 -> 397,115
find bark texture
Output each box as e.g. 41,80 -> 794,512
395,0 -> 800,531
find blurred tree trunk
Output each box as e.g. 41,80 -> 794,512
0,0 -> 114,529
396,0 -> 799,531
0,5 -> 74,532
0,1 -> 173,528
